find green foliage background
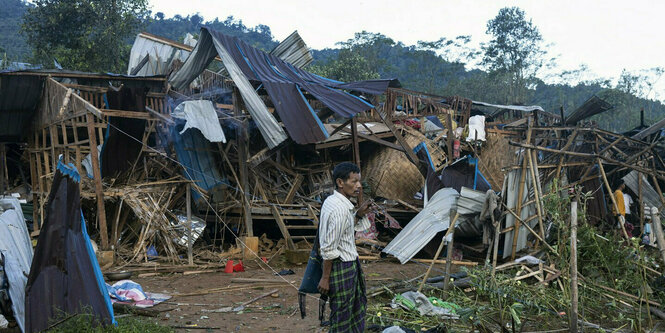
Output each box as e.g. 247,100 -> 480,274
1,0 -> 664,132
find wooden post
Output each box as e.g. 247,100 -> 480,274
491,213 -> 500,278
445,112 -> 454,159
639,173 -> 644,234
234,89 -> 253,237
86,113 -> 109,250
443,219 -> 458,291
351,116 -> 363,203
511,124 -> 532,260
0,143 -> 5,194
651,207 -> 665,269
418,213 -> 459,293
570,198 -> 579,333
187,183 -> 193,266
527,148 -> 546,242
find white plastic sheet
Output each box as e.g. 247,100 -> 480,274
0,197 -> 33,332
466,115 -> 486,142
172,100 -> 227,143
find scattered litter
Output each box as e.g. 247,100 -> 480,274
106,280 -> 171,308
390,291 -> 459,319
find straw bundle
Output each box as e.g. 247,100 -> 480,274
478,133 -> 515,189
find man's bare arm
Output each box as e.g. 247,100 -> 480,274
318,260 -> 333,295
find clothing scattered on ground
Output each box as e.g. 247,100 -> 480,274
106,280 -> 170,308
390,291 -> 459,319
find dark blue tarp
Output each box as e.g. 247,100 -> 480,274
171,125 -> 228,203
25,161 -> 115,332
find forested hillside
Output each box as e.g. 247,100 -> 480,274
2,0 -> 664,132
0,0 -> 30,59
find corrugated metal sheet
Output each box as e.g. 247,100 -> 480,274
127,33 -> 193,75
270,31 -> 313,68
622,171 -> 665,221
502,168 -> 537,258
457,187 -> 485,215
565,95 -> 613,125
383,188 -> 459,263
0,197 -> 33,332
170,27 -> 397,146
472,101 -> 544,112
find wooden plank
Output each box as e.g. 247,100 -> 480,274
87,112 -> 109,249
339,123 -> 404,152
101,109 -> 157,120
283,174 -> 304,204
270,206 -> 296,250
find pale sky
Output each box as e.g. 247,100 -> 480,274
148,0 -> 665,100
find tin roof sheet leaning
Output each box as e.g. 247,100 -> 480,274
383,188 -> 459,264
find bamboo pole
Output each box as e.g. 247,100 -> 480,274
443,224 -> 457,291
639,173 -> 644,234
527,148 -> 546,242
570,198 -> 579,333
187,183 -> 193,266
417,213 -> 459,293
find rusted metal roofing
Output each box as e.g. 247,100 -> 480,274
565,95 -> 613,125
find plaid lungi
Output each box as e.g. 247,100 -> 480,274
329,258 -> 366,332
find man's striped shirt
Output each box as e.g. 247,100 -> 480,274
319,190 -> 370,262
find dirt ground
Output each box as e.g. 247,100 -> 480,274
132,259 -> 432,332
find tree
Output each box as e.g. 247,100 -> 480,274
22,0 -> 149,72
308,49 -> 379,82
482,7 -> 546,104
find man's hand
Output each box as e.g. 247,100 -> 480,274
356,200 -> 374,218
318,277 -> 330,295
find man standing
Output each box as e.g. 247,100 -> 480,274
613,183 -> 629,236
613,183 -> 626,218
318,162 -> 372,332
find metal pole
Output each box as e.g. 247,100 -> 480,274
187,183 -> 193,266
570,198 -> 579,333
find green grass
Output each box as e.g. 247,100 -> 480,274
46,315 -> 173,333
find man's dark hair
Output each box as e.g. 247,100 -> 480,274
332,162 -> 360,185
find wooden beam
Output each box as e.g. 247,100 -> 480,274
375,104 -> 419,166
270,205 -> 296,250
339,125 -> 404,151
86,112 -> 109,249
283,174 -> 304,204
510,141 -> 665,181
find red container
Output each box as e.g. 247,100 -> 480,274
233,260 -> 245,272
224,260 -> 234,273
453,140 -> 461,159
